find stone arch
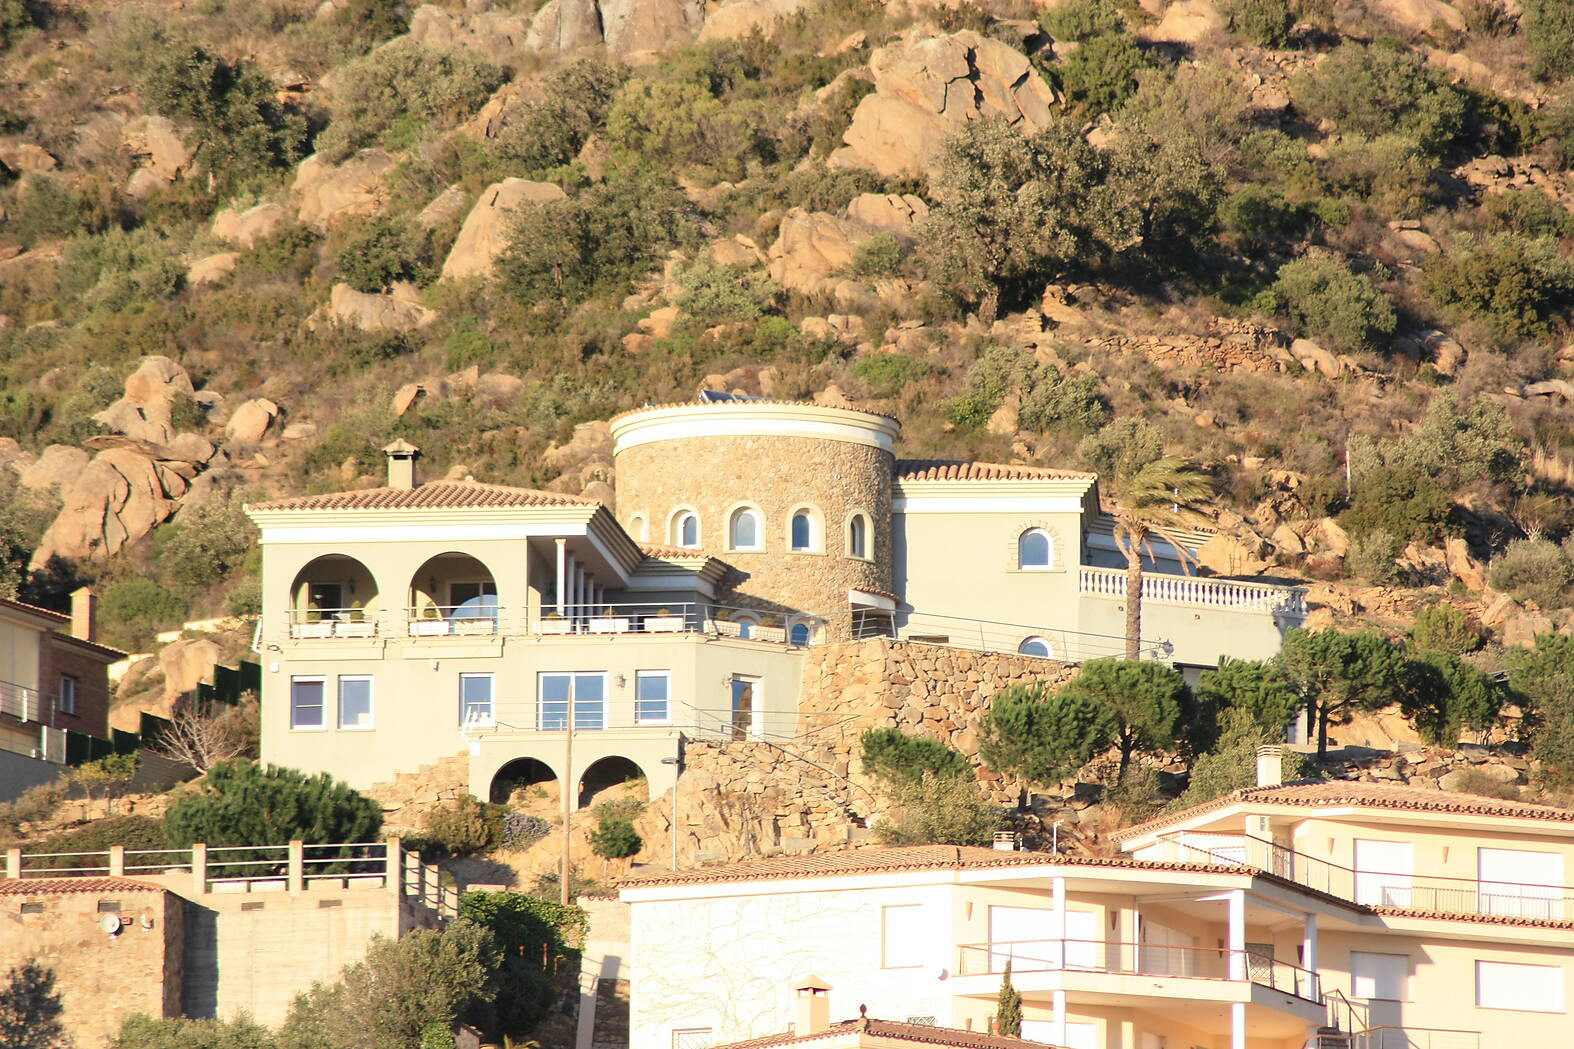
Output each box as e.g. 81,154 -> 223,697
288,554 -> 381,637
578,755 -> 646,807
488,757 -> 558,804
1010,521 -> 1065,572
409,551 -> 499,632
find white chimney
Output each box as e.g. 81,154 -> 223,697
382,439 -> 420,490
70,587 -> 97,643
793,977 -> 832,1037
1256,745 -> 1284,788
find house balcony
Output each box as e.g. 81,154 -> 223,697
1078,566 -> 1308,619
0,679 -> 47,724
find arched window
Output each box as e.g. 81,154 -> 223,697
848,513 -> 869,559
673,511 -> 699,549
1018,636 -> 1053,658
629,514 -> 649,542
1018,529 -> 1052,570
790,511 -> 813,551
789,622 -> 812,647
729,507 -> 762,551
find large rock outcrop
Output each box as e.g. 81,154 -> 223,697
767,209 -> 869,296
441,178 -> 566,280
322,282 -> 438,332
831,30 -> 1057,180
93,356 -> 195,445
528,0 -> 704,54
293,149 -> 396,231
211,203 -> 288,249
406,3 -> 532,65
698,0 -> 808,40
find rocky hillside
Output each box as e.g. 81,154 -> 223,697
0,0 -> 1573,670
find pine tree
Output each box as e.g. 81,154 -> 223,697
994,961 -> 1022,1037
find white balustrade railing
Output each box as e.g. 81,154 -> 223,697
1079,566 -> 1307,617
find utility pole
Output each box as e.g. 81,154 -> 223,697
661,755 -> 680,870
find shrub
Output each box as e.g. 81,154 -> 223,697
1270,253 -> 1396,353
9,175 -> 86,248
157,489 -> 256,596
1522,0 -> 1574,81
1508,634 -> 1574,786
874,771 -> 1001,846
1378,393 -> 1522,487
978,683 -> 1115,789
99,578 -> 185,648
1422,234 -> 1574,341
1038,0 -> 1123,41
423,794 -> 504,856
494,60 -> 628,173
1290,42 -> 1466,156
500,811 -> 550,849
589,814 -> 642,859
1402,651 -> 1501,746
1480,190 -> 1574,238
1340,467 -> 1456,544
808,75 -> 874,157
316,41 -> 505,162
334,217 -> 425,292
237,225 -> 317,280
58,228 -> 184,312
1053,659 -> 1193,774
948,344 -> 1106,434
164,759 -> 383,851
109,1014 -> 278,1049
0,0 -> 40,51
604,69 -> 755,179
1488,538 -> 1574,609
1440,767 -> 1520,800
1221,0 -> 1293,47
0,961 -> 67,1049
26,816 -> 178,871
459,890 -> 585,1037
859,727 -> 970,785
1217,186 -> 1302,244
850,354 -> 932,397
675,261 -> 778,325
851,232 -> 904,277
1345,530 -> 1404,586
1058,32 -> 1156,116
1410,605 -> 1484,655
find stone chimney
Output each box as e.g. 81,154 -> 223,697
793,977 -> 832,1037
70,587 -> 97,643
382,439 -> 420,490
1256,744 -> 1284,788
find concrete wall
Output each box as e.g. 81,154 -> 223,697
0,749 -> 66,803
1,881 -> 181,1046
1078,593 -> 1296,667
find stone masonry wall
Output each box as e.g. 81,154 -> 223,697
614,435 -> 892,631
364,751 -> 470,834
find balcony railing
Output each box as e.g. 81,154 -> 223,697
1154,832 -> 1574,920
0,679 -> 46,724
957,938 -> 1321,1002
1079,566 -> 1308,618
287,608 -> 382,639
1347,1028 -> 1481,1049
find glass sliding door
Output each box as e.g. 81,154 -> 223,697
538,673 -> 606,730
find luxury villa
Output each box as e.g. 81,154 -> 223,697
618,758 -> 1574,1049
245,397 -> 1307,801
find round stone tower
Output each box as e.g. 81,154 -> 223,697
609,399 -> 900,633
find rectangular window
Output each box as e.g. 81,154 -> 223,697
58,676 -> 76,715
290,677 -> 325,730
730,676 -> 757,741
538,673 -> 606,730
881,903 -> 924,969
460,674 -> 494,727
1351,951 -> 1409,1001
635,671 -> 670,724
1353,839 -> 1414,908
338,676 -> 374,730
1477,960 -> 1564,1012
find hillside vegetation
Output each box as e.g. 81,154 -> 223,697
0,0 -> 1572,676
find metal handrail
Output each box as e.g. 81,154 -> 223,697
0,679 -> 47,724
1351,1027 -> 1481,1049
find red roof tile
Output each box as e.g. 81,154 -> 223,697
1112,780 -> 1574,842
717,1019 -> 1060,1049
619,844 -> 1249,889
0,877 -> 164,896
0,596 -> 67,624
638,542 -> 711,560
248,480 -> 599,512
893,461 -> 1096,483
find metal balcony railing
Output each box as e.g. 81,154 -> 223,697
1079,566 -> 1308,618
0,679 -> 46,724
1154,832 -> 1574,920
1348,1028 -> 1481,1049
957,938 -> 1322,1002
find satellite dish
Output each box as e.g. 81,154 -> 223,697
100,914 -> 123,935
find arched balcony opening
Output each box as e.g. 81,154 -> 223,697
489,757 -> 557,805
578,755 -> 647,808
408,552 -> 499,636
288,555 -> 380,638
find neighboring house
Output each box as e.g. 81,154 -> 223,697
246,398 -> 1305,797
0,590 -> 120,784
619,764 -> 1574,1049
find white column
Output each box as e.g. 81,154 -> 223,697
1231,1002 -> 1245,1049
1052,876 -> 1067,970
1302,911 -> 1319,999
555,539 -> 566,617
1227,889 -> 1246,981
1052,989 -> 1067,1049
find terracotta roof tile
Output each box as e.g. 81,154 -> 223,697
893,461 -> 1096,483
1369,906 -> 1574,930
0,877 -> 164,896
619,844 -> 1250,889
248,480 -> 600,512
638,542 -> 711,560
1111,780 -> 1574,842
717,1019 -> 1061,1049
0,596 -> 67,624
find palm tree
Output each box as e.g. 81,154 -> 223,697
1107,456 -> 1216,660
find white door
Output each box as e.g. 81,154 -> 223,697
1354,839 -> 1414,907
1138,918 -> 1198,977
989,906 -> 1056,972
1479,848 -> 1564,918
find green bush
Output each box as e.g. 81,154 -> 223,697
1402,651 -> 1501,746
1488,538 -> 1574,610
1270,253 -> 1396,353
9,175 -> 86,248
675,261 -> 778,325
1480,190 -> 1574,238
850,354 -> 932,397
859,727 -> 970,784
459,890 -> 586,1038
422,794 -> 504,857
1345,530 -> 1404,586
237,225 -> 318,280
494,60 -> 628,173
1058,32 -> 1156,116
589,814 -> 642,859
1410,605 -> 1483,655
1421,234 -> 1574,341
1290,41 -> 1466,156
1340,467 -> 1456,544
1507,634 -> 1574,786
334,216 -> 425,293
1216,186 -> 1303,243
1221,0 -> 1293,47
1522,0 -> 1574,81
58,229 -> 184,313
604,68 -> 756,179
0,0 -> 40,51
164,759 -> 383,853
874,771 -> 1001,846
948,344 -> 1106,434
26,816 -> 178,870
808,75 -> 874,157
110,1014 -> 278,1049
1038,0 -> 1123,41
157,489 -> 256,596
316,41 -> 505,162
99,579 -> 185,647
851,232 -> 904,277
978,683 -> 1115,788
